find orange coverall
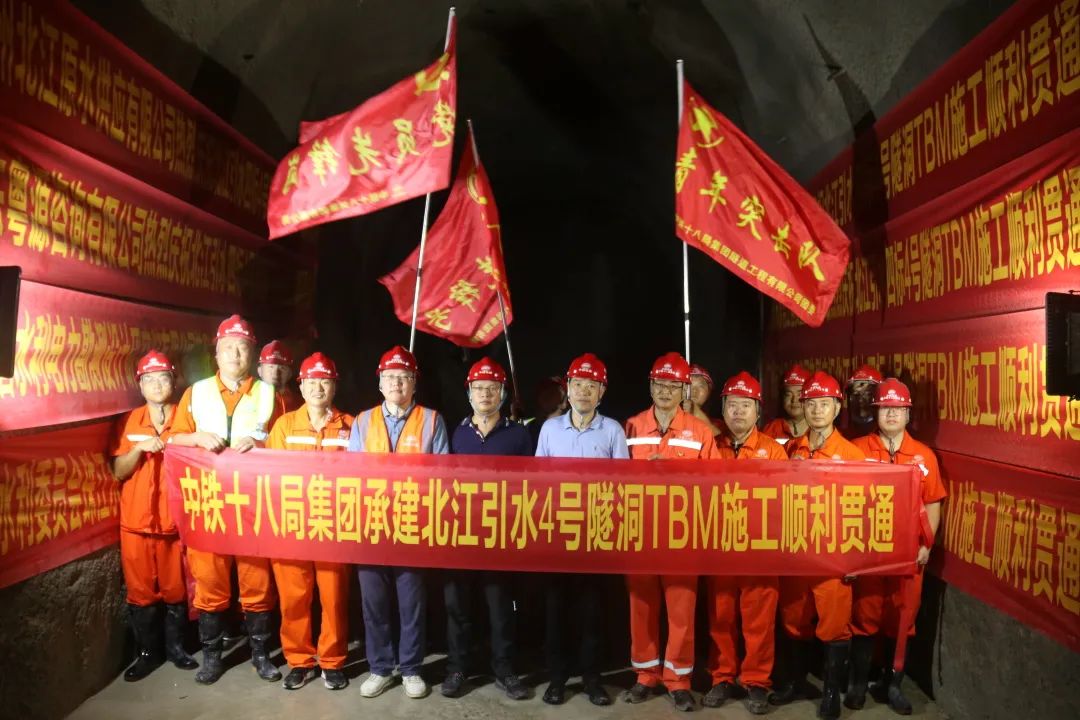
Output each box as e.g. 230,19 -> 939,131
624,406 -> 720,691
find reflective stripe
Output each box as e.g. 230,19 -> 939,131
775,437 -> 789,446
631,658 -> 661,669
126,434 -> 152,442
668,438 -> 702,451
321,438 -> 349,448
916,463 -> 929,476
285,436 -> 317,445
626,437 -> 662,446
664,660 -> 694,676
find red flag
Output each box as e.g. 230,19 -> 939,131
379,128 -> 513,348
266,18 -> 457,239
674,80 -> 850,326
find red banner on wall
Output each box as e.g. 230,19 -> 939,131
0,281 -> 216,432
0,420 -> 120,589
164,446 -> 922,576
808,0 -> 1080,230
0,117 -> 268,313
0,0 -> 274,235
931,450 -> 1079,653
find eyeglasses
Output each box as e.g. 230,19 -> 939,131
651,381 -> 684,394
139,375 -> 173,387
382,373 -> 415,385
470,384 -> 501,396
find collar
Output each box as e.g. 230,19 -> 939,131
294,405 -> 345,432
638,405 -> 691,435
382,401 -> 415,421
719,426 -> 759,451
216,372 -> 255,395
135,403 -> 174,431
559,409 -> 602,431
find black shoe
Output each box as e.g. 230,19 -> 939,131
818,641 -> 849,720
164,603 -> 198,670
584,679 -> 612,706
672,689 -> 696,712
323,668 -> 348,690
886,671 -> 913,715
703,682 -> 734,708
495,674 -> 530,700
441,671 -> 466,698
770,638 -> 816,705
194,611 -> 225,685
245,611 -> 282,682
283,666 -> 315,690
542,682 -> 566,705
747,686 -> 769,714
624,682 -> 653,704
124,604 -> 164,682
845,635 -> 874,710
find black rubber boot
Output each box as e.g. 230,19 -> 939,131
818,641 -> 849,720
124,604 -> 163,681
887,670 -> 913,715
246,611 -> 282,681
845,634 -> 874,709
769,639 -> 813,705
194,611 -> 226,684
164,603 -> 198,670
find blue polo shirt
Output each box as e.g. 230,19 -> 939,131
450,415 -> 533,456
535,410 -> 630,459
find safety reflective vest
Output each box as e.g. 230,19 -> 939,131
190,376 -> 276,446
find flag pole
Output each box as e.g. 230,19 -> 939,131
408,6 -> 456,352
677,59 -> 690,362
467,118 -> 521,411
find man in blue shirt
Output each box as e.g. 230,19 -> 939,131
442,357 -> 533,701
348,346 -> 449,700
535,353 -> 629,707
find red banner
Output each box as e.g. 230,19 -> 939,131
266,20 -> 457,238
808,0 -> 1080,230
770,127 -> 1079,336
379,130 -> 513,347
931,450 -> 1079,652
0,420 -> 120,589
0,0 -> 275,235
765,309 -> 1080,478
0,117 -> 270,313
164,445 -> 922,575
0,281 -> 217,431
675,81 -> 850,326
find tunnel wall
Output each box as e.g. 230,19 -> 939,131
764,1 -> 1080,718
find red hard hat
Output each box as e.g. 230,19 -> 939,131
466,357 -> 507,385
259,340 -> 292,366
874,378 -> 913,407
801,371 -> 843,400
782,364 -> 811,387
689,363 -> 714,388
377,345 -> 418,376
848,364 -> 883,385
720,371 -> 762,401
650,352 -> 691,384
215,314 -> 256,343
567,353 -> 608,385
298,352 -> 338,380
136,350 -> 175,378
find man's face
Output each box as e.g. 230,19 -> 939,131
877,406 -> 909,435
216,337 -> 253,381
803,397 -> 840,430
259,362 -> 292,389
300,378 -> 336,410
139,371 -> 174,404
568,377 -> 604,415
650,379 -> 685,413
848,380 -> 876,420
468,381 -> 503,415
722,396 -> 759,436
379,370 -> 416,406
782,385 -> 804,420
689,376 -> 711,408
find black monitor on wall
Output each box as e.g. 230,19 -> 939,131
1046,291 -> 1080,400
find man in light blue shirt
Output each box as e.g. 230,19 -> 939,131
535,353 -> 628,707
